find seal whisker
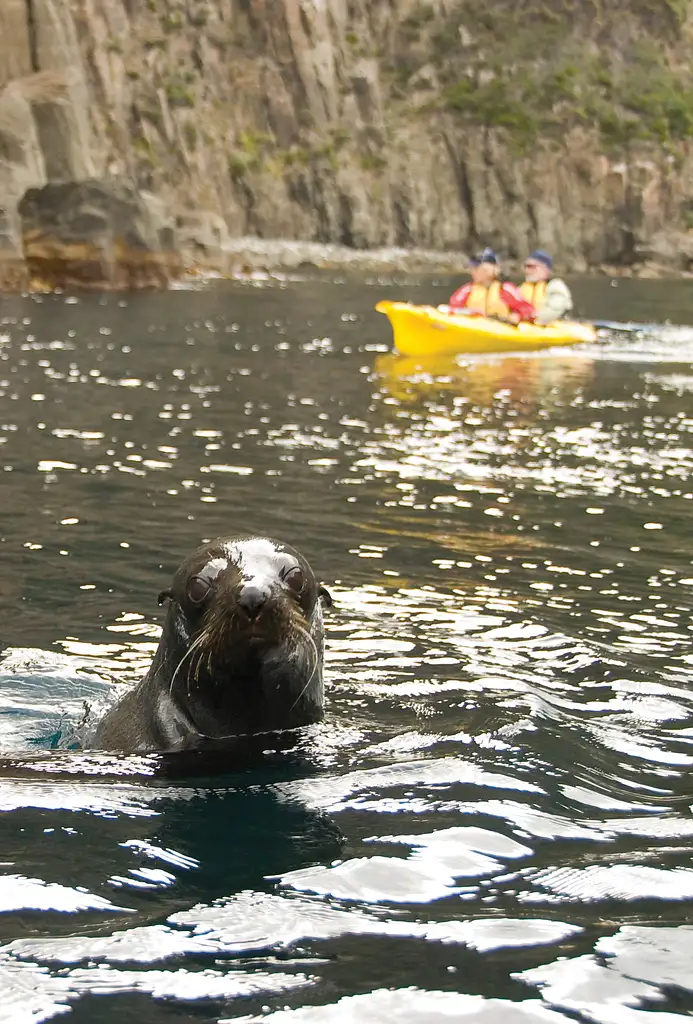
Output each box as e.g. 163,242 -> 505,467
287,623 -> 320,713
191,632 -> 215,694
168,629 -> 209,699
192,643 -> 206,684
188,647 -> 202,697
194,630 -> 215,692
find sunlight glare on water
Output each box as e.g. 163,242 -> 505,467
0,275 -> 692,1021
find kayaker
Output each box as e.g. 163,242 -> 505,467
448,248 -> 535,323
520,250 -> 573,325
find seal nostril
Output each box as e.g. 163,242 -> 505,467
237,583 -> 268,620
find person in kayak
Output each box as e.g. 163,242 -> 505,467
448,248 -> 535,322
520,250 -> 573,325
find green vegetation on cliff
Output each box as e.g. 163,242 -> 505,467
393,0 -> 693,151
443,44 -> 693,150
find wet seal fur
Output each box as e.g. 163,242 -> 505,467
91,535 -> 331,753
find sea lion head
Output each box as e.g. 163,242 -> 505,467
154,535 -> 331,738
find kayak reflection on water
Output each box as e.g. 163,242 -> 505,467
374,351 -> 595,410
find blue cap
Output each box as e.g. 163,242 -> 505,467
528,249 -> 553,270
468,247 -> 498,267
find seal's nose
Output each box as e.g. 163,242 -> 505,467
237,582 -> 269,620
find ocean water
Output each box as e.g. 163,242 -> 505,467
0,273 -> 693,1021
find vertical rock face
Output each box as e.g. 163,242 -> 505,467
0,2 -> 34,84
0,0 -> 692,286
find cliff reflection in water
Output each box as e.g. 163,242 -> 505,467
0,277 -> 693,1022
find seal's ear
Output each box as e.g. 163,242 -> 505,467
157,588 -> 174,606
319,585 -> 333,608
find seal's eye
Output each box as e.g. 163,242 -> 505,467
284,566 -> 304,594
187,575 -> 212,605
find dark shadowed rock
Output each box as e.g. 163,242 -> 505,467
18,179 -> 182,291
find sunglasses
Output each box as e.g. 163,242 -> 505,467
524,261 -> 540,268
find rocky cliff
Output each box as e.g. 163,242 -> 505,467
1,0 -> 692,288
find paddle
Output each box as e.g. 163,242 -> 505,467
588,319 -> 660,333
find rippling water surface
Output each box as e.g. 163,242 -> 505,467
1,274 -> 693,1022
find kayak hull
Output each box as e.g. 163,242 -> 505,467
375,301 -> 597,356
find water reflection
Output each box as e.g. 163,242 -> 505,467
374,351 -> 595,410
1,278 -> 693,1020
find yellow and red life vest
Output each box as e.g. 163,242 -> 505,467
465,280 -> 509,318
519,280 -> 547,307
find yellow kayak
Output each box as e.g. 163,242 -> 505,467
375,300 -> 597,356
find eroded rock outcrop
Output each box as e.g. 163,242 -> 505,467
19,179 -> 181,290
0,0 -> 693,288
